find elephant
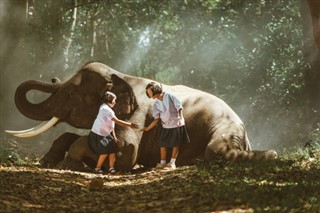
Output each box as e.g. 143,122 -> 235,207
6,62 -> 277,172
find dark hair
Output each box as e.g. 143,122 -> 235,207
145,82 -> 162,98
103,91 -> 117,104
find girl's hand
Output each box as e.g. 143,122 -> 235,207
130,123 -> 139,129
115,138 -> 122,146
140,127 -> 148,132
178,116 -> 182,126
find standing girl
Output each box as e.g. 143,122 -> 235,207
88,91 -> 138,174
142,82 -> 190,169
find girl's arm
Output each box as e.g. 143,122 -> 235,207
178,108 -> 183,126
142,118 -> 159,132
112,129 -> 121,146
178,108 -> 182,118
112,130 -> 117,140
111,117 -> 139,129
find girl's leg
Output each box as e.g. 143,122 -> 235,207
160,147 -> 167,164
167,146 -> 179,169
96,154 -> 107,169
156,147 -> 167,169
108,153 -> 116,174
108,153 -> 115,169
171,146 -> 179,159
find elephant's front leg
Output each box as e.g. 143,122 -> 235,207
114,127 -> 141,171
115,143 -> 136,171
39,132 -> 80,168
57,136 -> 98,172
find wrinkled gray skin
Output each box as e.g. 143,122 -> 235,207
14,62 -> 277,171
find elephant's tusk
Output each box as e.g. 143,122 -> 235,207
5,121 -> 48,134
8,117 -> 59,138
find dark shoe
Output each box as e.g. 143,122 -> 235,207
108,168 -> 116,174
93,168 -> 104,174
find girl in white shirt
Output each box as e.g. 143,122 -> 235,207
142,82 -> 190,169
88,91 -> 138,174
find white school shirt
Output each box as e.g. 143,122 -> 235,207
91,103 -> 115,136
152,92 -> 185,129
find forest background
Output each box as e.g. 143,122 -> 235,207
1,0 -> 319,155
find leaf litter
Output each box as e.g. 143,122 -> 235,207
0,156 -> 319,213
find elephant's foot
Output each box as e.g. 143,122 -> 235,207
39,152 -> 65,168
57,155 -> 91,172
266,149 -> 278,159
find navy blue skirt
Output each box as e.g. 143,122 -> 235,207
88,131 -> 118,155
158,125 -> 190,147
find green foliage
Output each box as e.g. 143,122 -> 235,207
29,1 -> 300,86
0,140 -> 39,166
0,142 -> 24,165
20,0 -> 315,147
25,0 -> 305,89
282,138 -> 320,161
195,144 -> 320,212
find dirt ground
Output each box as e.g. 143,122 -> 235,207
1,139 -> 320,212
0,163 -> 254,213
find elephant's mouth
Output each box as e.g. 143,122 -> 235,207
5,117 -> 59,137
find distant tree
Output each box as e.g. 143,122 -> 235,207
301,0 -> 320,110
3,0 -> 316,147
1,0 -> 27,73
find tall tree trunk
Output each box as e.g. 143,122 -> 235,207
301,0 -> 320,110
105,21 -> 110,58
64,0 -> 78,71
29,1 -> 65,79
47,1 -> 64,76
308,0 -> 320,48
91,20 -> 97,58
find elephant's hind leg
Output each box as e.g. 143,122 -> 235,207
39,132 -> 80,168
205,137 -> 277,162
204,138 -> 230,161
57,136 -> 98,172
204,132 -> 247,162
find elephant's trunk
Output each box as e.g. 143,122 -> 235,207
15,80 -> 60,121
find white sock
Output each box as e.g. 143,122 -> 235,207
95,168 -> 101,171
170,158 -> 176,164
160,160 -> 166,165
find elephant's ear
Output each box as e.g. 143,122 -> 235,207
110,74 -> 138,119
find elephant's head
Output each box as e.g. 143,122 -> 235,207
6,63 -> 138,137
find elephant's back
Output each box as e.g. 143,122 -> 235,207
165,85 -> 242,124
